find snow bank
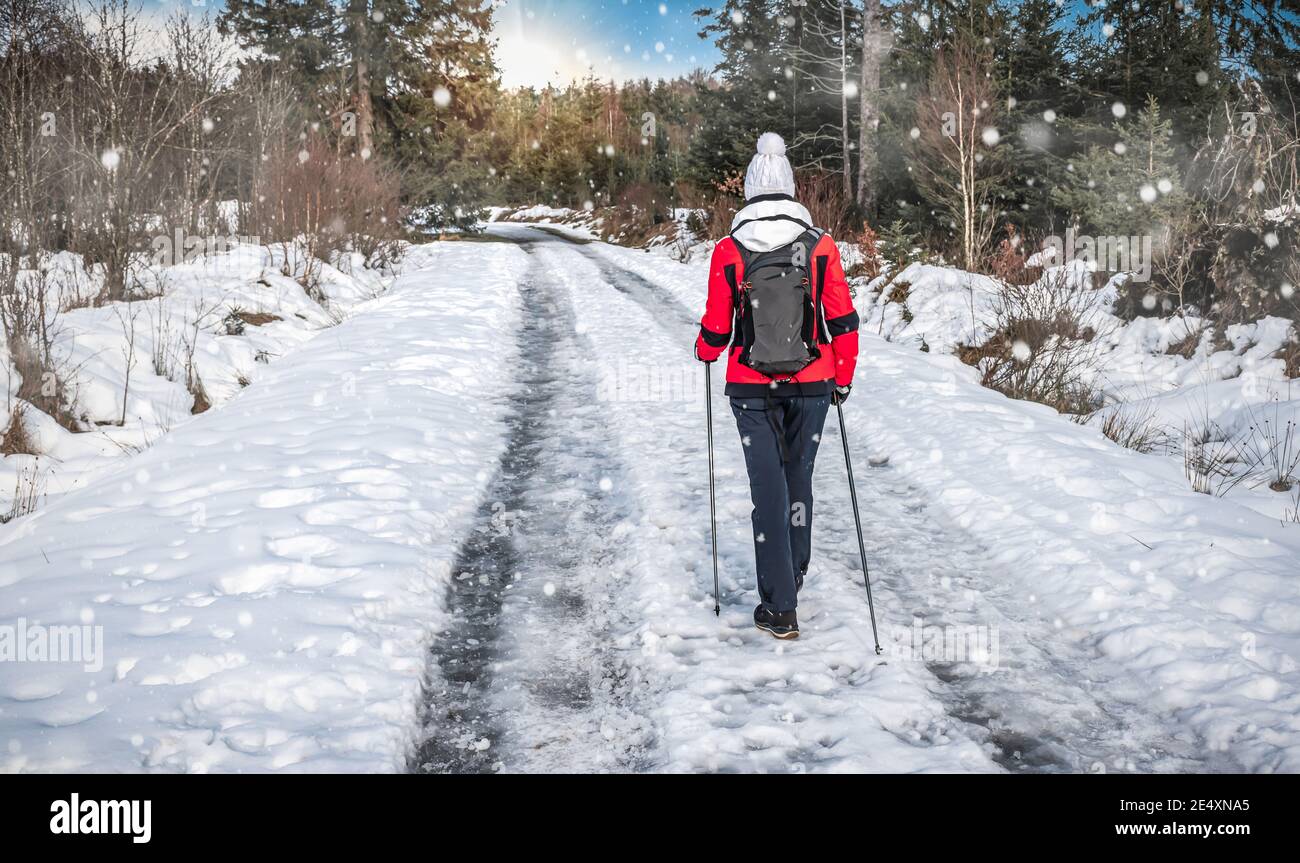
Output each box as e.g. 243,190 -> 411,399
1,243 -> 392,517
0,241 -> 525,772
853,258 -> 1299,521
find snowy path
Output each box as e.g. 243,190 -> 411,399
510,229 -> 1204,773
4,228 -> 1298,773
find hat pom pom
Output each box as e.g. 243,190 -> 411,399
756,132 -> 786,156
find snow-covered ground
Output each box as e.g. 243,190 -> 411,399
3,224 -> 1299,773
0,242 -> 524,771
854,260 -> 1300,523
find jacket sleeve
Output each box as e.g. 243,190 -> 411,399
818,238 -> 859,387
694,242 -> 735,362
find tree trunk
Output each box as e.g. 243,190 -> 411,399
857,0 -> 882,221
350,0 -> 374,158
839,1 -> 852,204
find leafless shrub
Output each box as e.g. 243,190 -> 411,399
1,459 -> 45,523
246,138 -> 405,299
679,177 -> 740,243
848,222 -> 884,280
65,2 -> 228,302
795,171 -> 852,240
961,270 -> 1110,415
149,295 -> 180,381
176,295 -> 221,414
112,301 -> 142,426
988,224 -> 1042,287
0,262 -> 79,430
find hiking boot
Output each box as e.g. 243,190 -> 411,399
754,604 -> 799,639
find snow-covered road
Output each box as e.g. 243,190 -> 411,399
4,226 -> 1299,773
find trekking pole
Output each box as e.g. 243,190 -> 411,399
836,401 -> 882,654
704,362 -> 720,616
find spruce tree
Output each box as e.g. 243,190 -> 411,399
1051,96 -> 1188,238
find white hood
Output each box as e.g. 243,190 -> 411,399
729,197 -> 815,252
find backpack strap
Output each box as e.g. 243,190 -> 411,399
814,247 -> 830,344
723,250 -> 745,349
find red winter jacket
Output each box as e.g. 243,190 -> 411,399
694,200 -> 859,398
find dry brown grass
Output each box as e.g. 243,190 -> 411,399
234,310 -> 281,327
1275,335 -> 1300,378
1,404 -> 37,456
188,371 -> 211,414
1098,405 -> 1170,454
886,280 -> 914,323
598,206 -> 677,247
1166,326 -> 1205,358
0,459 -> 44,524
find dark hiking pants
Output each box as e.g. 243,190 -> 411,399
730,393 -> 831,614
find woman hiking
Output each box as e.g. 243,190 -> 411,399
694,132 -> 860,640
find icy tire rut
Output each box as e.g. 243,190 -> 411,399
411,237 -> 650,774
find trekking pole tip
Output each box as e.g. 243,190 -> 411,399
874,645 -> 883,655
714,604 -> 720,617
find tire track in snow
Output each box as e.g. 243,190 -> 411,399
411,234 -> 652,773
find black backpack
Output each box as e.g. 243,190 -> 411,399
724,227 -> 830,380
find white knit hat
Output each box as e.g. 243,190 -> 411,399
743,132 -> 796,200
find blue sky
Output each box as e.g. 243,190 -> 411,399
141,0 -> 721,88
492,1 -> 721,87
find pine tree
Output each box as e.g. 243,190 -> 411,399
393,0 -> 500,228
991,0 -> 1081,237
1077,0 -> 1224,150
218,0 -> 339,84
688,0 -> 793,190
1051,96 -> 1187,238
